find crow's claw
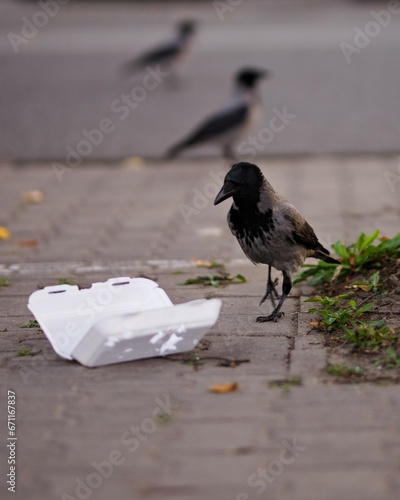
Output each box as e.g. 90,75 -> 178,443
256,311 -> 284,323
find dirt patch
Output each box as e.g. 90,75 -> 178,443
309,258 -> 400,383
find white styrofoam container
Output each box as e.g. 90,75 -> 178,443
27,277 -> 221,367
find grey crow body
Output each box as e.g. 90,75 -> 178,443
167,68 -> 268,159
214,162 -> 339,322
122,20 -> 196,77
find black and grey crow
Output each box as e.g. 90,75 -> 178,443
214,162 -> 339,322
122,20 -> 196,77
167,68 -> 268,159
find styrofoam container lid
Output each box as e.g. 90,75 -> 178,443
27,277 -> 221,367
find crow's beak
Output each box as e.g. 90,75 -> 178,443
214,181 -> 239,205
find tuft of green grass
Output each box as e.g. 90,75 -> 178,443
269,376 -> 302,392
343,321 -> 396,352
0,277 -> 10,287
306,293 -> 374,330
325,364 -> 363,378
17,347 -> 35,357
377,347 -> 400,369
306,293 -> 397,352
58,278 -> 76,286
347,271 -> 381,293
295,231 -> 400,285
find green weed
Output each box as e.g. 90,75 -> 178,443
306,294 -> 397,352
295,231 -> 400,285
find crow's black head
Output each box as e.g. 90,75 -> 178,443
178,20 -> 197,36
214,162 -> 265,205
236,68 -> 269,88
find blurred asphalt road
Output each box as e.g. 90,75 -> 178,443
1,0 -> 400,161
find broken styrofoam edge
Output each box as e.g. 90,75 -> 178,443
72,299 -> 222,367
27,277 -> 222,367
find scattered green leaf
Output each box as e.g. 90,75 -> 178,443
180,272 -> 246,288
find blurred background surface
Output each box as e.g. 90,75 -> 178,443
1,0 -> 399,161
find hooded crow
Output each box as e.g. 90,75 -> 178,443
214,162 -> 339,322
167,68 -> 268,159
122,20 -> 197,77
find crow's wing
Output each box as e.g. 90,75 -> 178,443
183,103 -> 249,147
282,204 -> 328,254
122,41 -> 179,74
136,43 -> 180,66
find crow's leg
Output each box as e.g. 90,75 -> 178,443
259,266 -> 279,308
257,271 -> 292,323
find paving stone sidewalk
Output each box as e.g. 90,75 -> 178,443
0,156 -> 399,500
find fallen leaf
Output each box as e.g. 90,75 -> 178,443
17,239 -> 38,247
208,382 -> 238,393
21,190 -> 44,204
396,259 -> 400,266
192,258 -> 211,267
121,156 -> 145,169
0,226 -> 11,240
309,321 -> 319,327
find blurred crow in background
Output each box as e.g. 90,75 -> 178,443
122,20 -> 197,80
214,162 -> 339,322
167,68 -> 268,159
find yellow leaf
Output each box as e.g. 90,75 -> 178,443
208,382 -> 238,394
192,258 -> 212,267
0,226 -> 11,240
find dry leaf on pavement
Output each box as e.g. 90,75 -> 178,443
0,226 -> 11,240
21,190 -> 44,204
208,382 -> 238,393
